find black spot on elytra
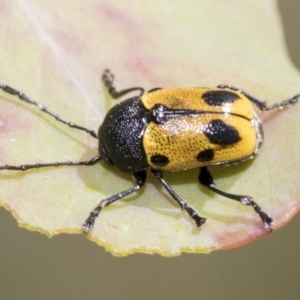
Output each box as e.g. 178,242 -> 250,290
196,149 -> 214,162
150,154 -> 170,166
202,90 -> 240,106
204,119 -> 240,145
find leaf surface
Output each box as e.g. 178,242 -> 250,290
0,0 -> 299,256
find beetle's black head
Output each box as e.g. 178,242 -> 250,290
98,97 -> 149,173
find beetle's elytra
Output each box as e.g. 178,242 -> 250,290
0,69 -> 298,232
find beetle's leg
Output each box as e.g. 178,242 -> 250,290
151,169 -> 206,227
217,84 -> 299,111
0,156 -> 101,171
199,167 -> 273,230
148,87 -> 162,93
102,69 -> 145,98
0,84 -> 98,139
83,170 -> 147,233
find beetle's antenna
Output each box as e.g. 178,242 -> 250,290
0,156 -> 101,171
0,84 -> 98,139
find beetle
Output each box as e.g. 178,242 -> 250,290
0,69 -> 298,232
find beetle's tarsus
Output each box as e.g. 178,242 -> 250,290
83,207 -> 101,233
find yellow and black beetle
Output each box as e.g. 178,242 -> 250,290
0,69 -> 298,232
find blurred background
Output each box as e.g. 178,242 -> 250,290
1,2 -> 300,299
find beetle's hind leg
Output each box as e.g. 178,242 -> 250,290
102,69 -> 145,98
199,167 -> 273,230
217,84 -> 299,111
151,169 -> 206,227
83,170 -> 147,233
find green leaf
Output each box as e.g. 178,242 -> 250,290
0,1 -> 299,256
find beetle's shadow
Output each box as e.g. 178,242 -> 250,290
75,153 -> 256,228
